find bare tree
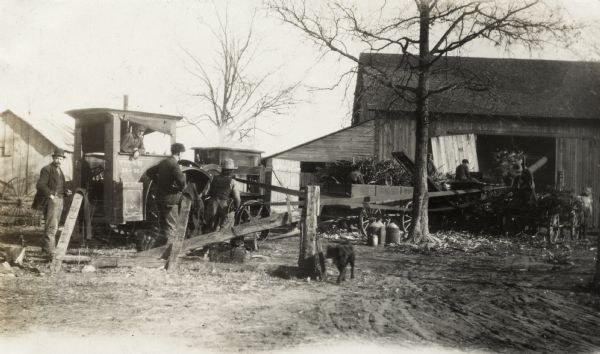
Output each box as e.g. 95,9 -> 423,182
268,0 -> 574,243
183,11 -> 300,144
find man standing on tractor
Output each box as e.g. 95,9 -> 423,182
146,143 -> 186,249
204,158 -> 241,232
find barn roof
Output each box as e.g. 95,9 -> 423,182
65,108 -> 182,121
264,119 -> 376,162
355,53 -> 600,120
1,110 -> 73,151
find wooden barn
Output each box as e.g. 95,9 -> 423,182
353,54 -> 600,227
266,54 -> 600,228
0,110 -> 73,201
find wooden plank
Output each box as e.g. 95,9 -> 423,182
234,177 -> 303,197
391,151 -> 442,191
50,194 -> 83,274
167,195 -> 192,271
138,210 -> 301,258
320,194 -> 413,206
59,255 -> 92,263
350,184 -> 376,198
93,256 -> 166,269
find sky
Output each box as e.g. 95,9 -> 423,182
1,0 -> 600,159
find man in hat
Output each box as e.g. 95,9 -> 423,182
32,148 -> 72,259
204,158 -> 241,232
120,124 -> 146,158
146,143 -> 187,248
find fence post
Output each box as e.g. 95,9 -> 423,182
298,185 -> 323,279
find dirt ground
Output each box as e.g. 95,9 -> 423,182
2,226 -> 600,354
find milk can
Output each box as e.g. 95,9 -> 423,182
385,222 -> 401,244
367,219 -> 383,246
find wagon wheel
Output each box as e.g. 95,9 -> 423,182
547,213 -> 560,244
400,201 -> 413,233
1,176 -> 39,226
358,206 -> 382,237
235,200 -> 271,251
570,211 -> 580,242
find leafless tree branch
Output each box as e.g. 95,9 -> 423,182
182,6 -> 301,144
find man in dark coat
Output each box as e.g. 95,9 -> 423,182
146,143 -> 187,247
204,158 -> 241,232
32,148 -> 72,258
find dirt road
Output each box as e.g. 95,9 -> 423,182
1,231 -> 600,353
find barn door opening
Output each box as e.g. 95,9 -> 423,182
476,135 -> 556,191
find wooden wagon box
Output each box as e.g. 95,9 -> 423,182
350,184 -> 413,198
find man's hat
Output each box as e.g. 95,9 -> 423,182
135,125 -> 145,132
52,148 -> 66,158
171,143 -> 186,155
221,158 -> 236,170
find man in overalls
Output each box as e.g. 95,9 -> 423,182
204,158 -> 241,232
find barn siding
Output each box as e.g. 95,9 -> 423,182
431,134 -> 479,174
0,112 -> 72,197
557,137 -> 600,228
265,158 -> 301,213
375,115 -> 416,160
273,120 -> 376,162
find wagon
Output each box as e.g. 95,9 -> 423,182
319,151 -> 508,237
66,108 -> 212,249
500,189 -> 582,243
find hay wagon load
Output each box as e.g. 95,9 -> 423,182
319,151 -> 509,238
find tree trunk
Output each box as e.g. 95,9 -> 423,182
298,186 -> 324,279
409,1 -> 433,243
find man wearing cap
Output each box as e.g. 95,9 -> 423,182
146,143 -> 187,247
120,124 -> 146,158
455,159 -> 471,181
32,148 -> 72,259
204,158 -> 241,232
